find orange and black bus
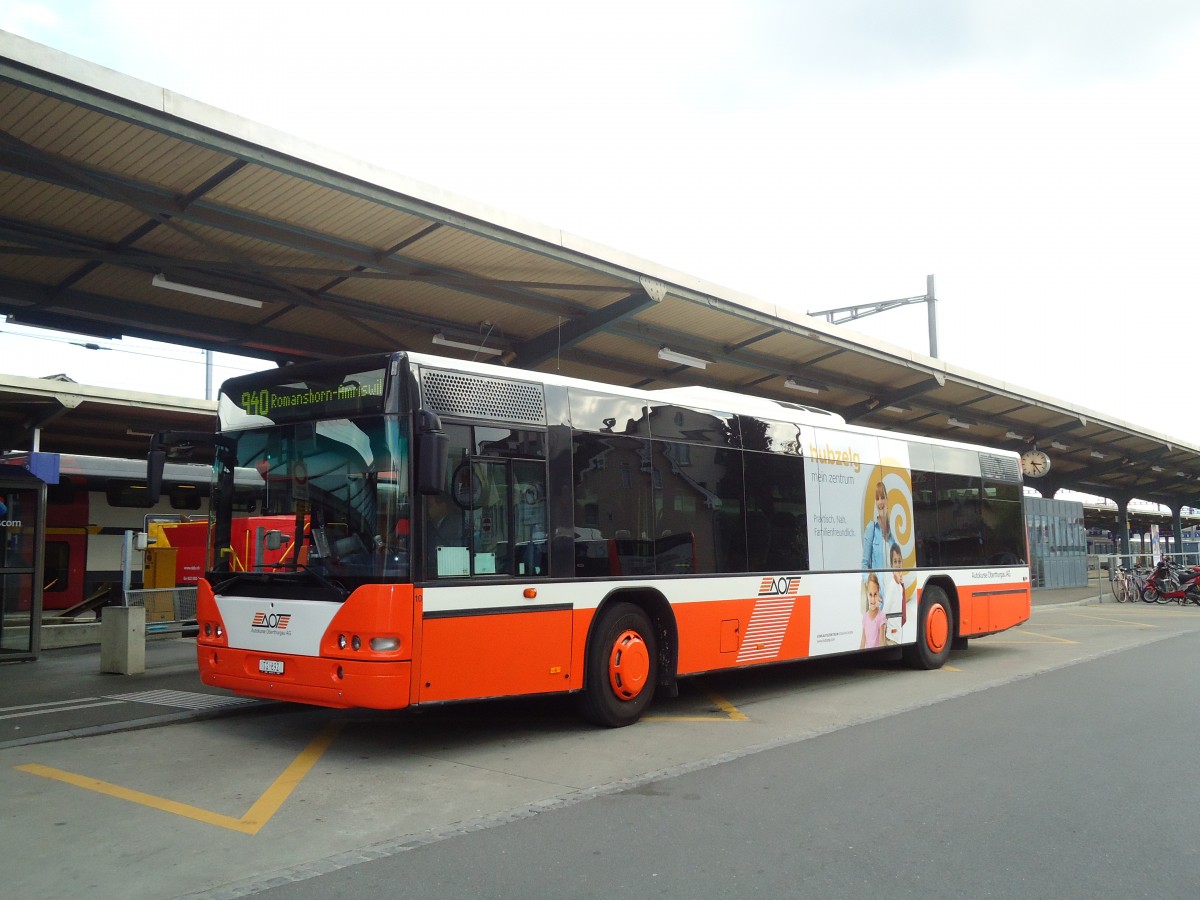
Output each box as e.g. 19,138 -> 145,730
151,351 -> 1030,726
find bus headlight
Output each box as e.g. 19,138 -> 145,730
370,637 -> 401,652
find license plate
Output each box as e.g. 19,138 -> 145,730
258,659 -> 284,675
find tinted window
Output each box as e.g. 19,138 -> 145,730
573,432 -> 654,576
569,390 -> 649,435
743,451 -> 809,572
740,416 -> 804,455
936,472 -> 982,567
647,404 -> 740,447
652,441 -> 745,574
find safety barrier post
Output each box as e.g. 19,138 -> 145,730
100,605 -> 146,675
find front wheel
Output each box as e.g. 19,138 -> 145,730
579,602 -> 658,727
903,585 -> 954,670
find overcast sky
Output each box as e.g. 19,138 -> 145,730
2,1 -> 1199,442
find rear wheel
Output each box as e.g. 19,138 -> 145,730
1110,573 -> 1124,602
903,585 -> 954,670
579,602 -> 658,727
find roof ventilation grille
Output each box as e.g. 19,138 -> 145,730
421,369 -> 545,425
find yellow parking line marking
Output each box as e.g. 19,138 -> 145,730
645,691 -> 749,723
1070,610 -> 1156,627
707,691 -> 749,721
1003,629 -> 1077,644
943,665 -> 961,672
16,721 -> 343,835
983,630 -> 1078,645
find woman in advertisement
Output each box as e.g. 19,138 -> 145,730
861,480 -> 892,573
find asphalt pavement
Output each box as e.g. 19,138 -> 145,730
0,583 -> 1104,751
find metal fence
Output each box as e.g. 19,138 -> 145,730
121,587 -> 198,633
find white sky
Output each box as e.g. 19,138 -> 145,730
2,0 -> 1199,441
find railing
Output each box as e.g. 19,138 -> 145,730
121,587 -> 198,635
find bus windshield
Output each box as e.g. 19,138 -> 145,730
210,415 -> 410,585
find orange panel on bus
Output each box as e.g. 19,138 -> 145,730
673,593 -> 812,674
418,609 -> 574,703
958,583 -> 1030,636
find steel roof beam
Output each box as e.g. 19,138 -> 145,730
0,135 -> 620,321
514,288 -> 661,369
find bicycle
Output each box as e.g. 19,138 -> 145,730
1110,564 -> 1150,603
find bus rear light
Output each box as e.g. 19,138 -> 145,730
351,635 -> 361,651
338,634 -> 347,649
204,623 -> 212,637
215,624 -> 223,638
370,636 -> 401,652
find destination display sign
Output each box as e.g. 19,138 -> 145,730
219,357 -> 390,428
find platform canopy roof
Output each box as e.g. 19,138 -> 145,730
1,31 -> 1198,508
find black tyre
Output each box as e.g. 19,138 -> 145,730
903,584 -> 954,670
579,602 -> 657,727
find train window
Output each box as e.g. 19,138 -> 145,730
105,479 -> 154,508
47,482 -> 77,505
169,484 -> 203,510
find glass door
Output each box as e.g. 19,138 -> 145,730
0,477 -> 46,660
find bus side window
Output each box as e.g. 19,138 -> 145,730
514,460 -> 547,577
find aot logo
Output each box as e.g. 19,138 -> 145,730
758,576 -> 802,598
251,612 -> 292,630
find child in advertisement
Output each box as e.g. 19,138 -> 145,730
883,542 -> 907,645
860,573 -> 886,649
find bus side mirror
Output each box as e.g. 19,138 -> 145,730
148,430 -> 225,503
147,449 -> 166,504
416,408 -> 449,495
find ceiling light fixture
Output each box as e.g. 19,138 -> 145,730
1005,431 -> 1026,441
947,417 -> 971,429
784,377 -> 821,394
152,273 -> 263,309
1151,465 -> 1165,473
1050,441 -> 1068,451
658,346 -> 709,369
432,332 -> 503,357
1090,451 -> 1106,459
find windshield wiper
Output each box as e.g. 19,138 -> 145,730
267,562 -> 350,600
214,565 -> 349,600
213,572 -> 271,594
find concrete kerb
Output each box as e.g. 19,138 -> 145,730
0,700 -> 284,752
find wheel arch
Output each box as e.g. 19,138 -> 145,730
921,574 -> 960,637
587,587 -> 679,691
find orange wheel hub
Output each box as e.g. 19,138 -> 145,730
608,629 -> 650,700
925,604 -> 949,653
